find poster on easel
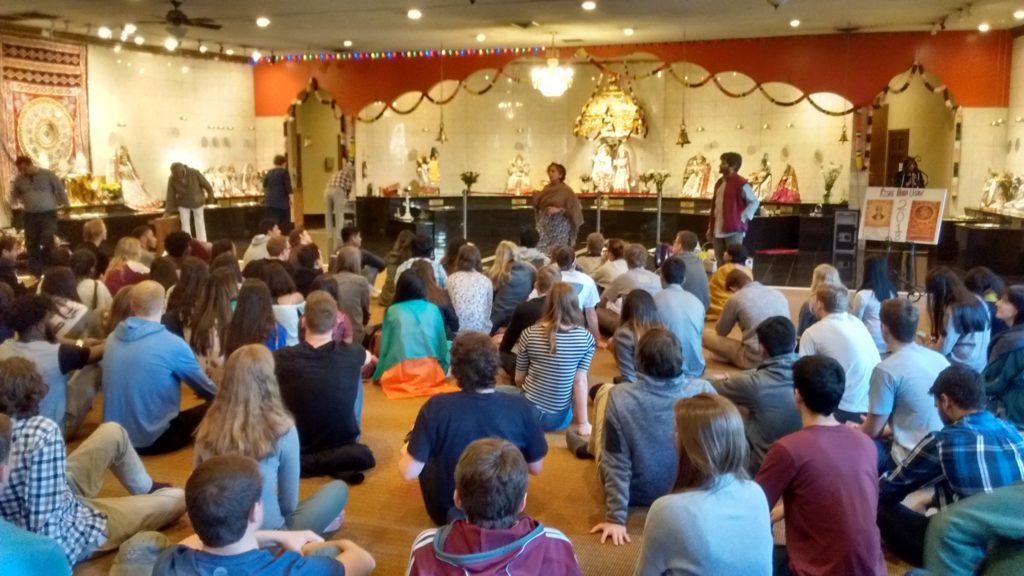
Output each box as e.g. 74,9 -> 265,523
859,187 -> 947,245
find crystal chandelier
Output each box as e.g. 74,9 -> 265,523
531,41 -> 573,98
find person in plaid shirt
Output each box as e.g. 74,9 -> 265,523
0,357 -> 185,565
877,364 -> 1024,566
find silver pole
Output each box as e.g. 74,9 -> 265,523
595,192 -> 602,234
462,188 -> 469,239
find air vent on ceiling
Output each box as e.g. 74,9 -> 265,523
0,11 -> 59,22
511,21 -> 539,30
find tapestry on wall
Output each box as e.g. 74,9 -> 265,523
0,34 -> 90,225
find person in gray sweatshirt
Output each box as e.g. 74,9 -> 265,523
591,327 -> 715,546
11,155 -> 68,276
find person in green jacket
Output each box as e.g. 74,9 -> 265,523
925,482 -> 1024,575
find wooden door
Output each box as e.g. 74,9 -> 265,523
886,129 -> 910,186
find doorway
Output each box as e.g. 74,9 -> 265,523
885,129 -> 910,186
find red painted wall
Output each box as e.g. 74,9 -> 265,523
253,31 -> 1013,117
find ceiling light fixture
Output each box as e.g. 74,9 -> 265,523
198,43 -> 208,53
113,43 -> 122,53
164,37 -> 179,51
790,19 -> 801,28
581,1 -> 597,10
134,36 -> 145,45
531,38 -> 574,98
343,40 -> 353,47
98,26 -> 113,39
476,33 -> 486,42
407,9 -> 423,20
252,49 -> 262,61
623,27 -> 635,36
225,48 -> 235,56
978,22 -> 991,32
1016,10 -> 1024,20
123,23 -> 137,35
256,16 -> 271,28
181,65 -> 190,74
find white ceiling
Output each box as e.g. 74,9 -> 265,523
1,0 -> 1022,54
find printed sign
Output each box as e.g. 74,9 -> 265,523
858,187 -> 947,245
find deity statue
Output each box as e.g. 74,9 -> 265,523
981,170 -> 1010,211
749,154 -> 774,201
428,147 -> 441,188
590,143 -> 614,193
416,156 -> 431,189
611,143 -> 633,194
112,146 -> 159,210
769,164 -> 801,203
1003,175 -> 1024,212
680,153 -> 712,198
506,153 -> 532,195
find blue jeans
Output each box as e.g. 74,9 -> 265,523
286,480 -> 349,534
495,385 -> 573,431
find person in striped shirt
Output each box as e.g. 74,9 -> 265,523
513,282 -> 596,433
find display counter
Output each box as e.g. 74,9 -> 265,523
357,193 -> 845,257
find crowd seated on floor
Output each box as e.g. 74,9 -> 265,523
1,217 -> 1024,576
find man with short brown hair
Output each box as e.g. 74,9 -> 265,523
242,234 -> 293,279
275,291 -> 374,480
11,155 -> 68,276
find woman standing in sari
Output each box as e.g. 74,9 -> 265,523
534,163 -> 584,254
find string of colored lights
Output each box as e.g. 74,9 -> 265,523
256,46 -> 543,64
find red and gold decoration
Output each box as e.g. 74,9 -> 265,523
573,76 -> 647,141
0,34 -> 91,188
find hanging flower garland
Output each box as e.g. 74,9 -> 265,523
356,69 -> 523,123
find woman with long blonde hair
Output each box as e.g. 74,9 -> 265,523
513,282 -> 595,432
634,394 -> 771,574
193,344 -> 348,533
103,237 -> 150,295
489,240 -> 536,333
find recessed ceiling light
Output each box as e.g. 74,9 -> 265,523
623,27 -> 634,36
256,16 -> 271,28
343,40 -> 353,47
251,50 -> 262,61
225,48 -> 235,56
98,26 -> 112,39
123,23 -> 136,35
164,37 -> 179,51
978,22 -> 991,32
1016,10 -> 1024,20
581,1 -> 597,10
198,43 -> 208,53
407,8 -> 423,20
476,33 -> 486,42
134,36 -> 145,45
181,65 -> 190,74
790,19 -> 801,28
113,43 -> 122,53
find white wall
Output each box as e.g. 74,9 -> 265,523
355,60 -> 853,203
956,108 -> 1008,215
1005,36 -> 1024,175
87,46 -> 260,201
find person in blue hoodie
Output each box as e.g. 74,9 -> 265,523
102,280 -> 217,455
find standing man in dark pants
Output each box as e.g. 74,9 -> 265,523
263,154 -> 293,234
706,152 -> 759,264
11,156 -> 68,277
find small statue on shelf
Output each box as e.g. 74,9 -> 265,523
428,147 -> 441,188
590,143 -> 614,194
769,164 -> 801,203
611,142 -> 633,194
112,146 -> 159,210
1003,175 -> 1024,213
748,154 -> 774,201
680,153 -> 712,198
981,170 -> 1010,211
505,153 -> 531,195
416,156 -> 431,189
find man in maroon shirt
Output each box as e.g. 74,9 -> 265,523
755,355 -> 887,576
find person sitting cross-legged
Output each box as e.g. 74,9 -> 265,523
0,412 -> 72,575
596,243 -> 662,336
923,482 -> 1024,575
633,394 -> 772,575
241,218 -> 281,268
499,264 -> 560,377
275,291 -> 375,480
877,365 -> 1024,567
711,315 -> 801,473
400,332 -> 547,526
195,344 -> 349,535
755,355 -> 887,576
798,283 -> 881,423
858,299 -> 947,474
102,280 -> 217,454
703,270 -> 789,370
152,455 -> 375,576
407,438 -> 581,575
590,328 -> 715,546
654,255 -> 706,378
0,357 -> 185,566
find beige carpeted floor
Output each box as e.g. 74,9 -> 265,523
72,284 -> 912,575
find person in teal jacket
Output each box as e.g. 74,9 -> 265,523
983,286 -> 1024,427
925,482 -> 1024,575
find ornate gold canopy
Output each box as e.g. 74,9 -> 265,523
573,77 -> 647,141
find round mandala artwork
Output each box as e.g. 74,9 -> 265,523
17,97 -> 74,169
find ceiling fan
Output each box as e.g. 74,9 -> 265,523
139,0 -> 222,39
